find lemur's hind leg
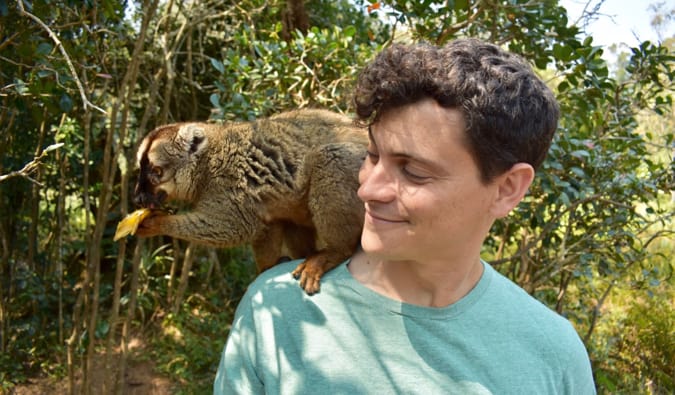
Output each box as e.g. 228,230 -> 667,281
251,223 -> 285,273
292,143 -> 365,294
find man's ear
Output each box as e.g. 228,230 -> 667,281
490,163 -> 535,218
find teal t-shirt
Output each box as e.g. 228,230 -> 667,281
214,260 -> 595,394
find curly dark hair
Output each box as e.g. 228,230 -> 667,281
353,38 -> 559,183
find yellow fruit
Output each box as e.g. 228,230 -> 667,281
113,208 -> 153,241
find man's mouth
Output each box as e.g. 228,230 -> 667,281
365,210 -> 406,224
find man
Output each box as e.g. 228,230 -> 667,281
214,38 -> 596,394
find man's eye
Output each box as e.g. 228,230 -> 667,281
366,150 -> 379,163
402,167 -> 430,182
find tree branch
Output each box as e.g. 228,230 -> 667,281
437,1 -> 487,44
584,280 -> 615,343
0,143 -> 64,186
16,0 -> 106,114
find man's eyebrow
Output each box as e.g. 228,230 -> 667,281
391,151 -> 439,171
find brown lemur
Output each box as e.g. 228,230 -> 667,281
133,109 -> 367,294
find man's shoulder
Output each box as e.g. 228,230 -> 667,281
246,260 -> 304,296
257,259 -> 300,281
243,259 -> 349,304
482,265 -> 592,382
484,264 -> 582,339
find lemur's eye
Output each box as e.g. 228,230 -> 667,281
152,166 -> 163,178
149,166 -> 163,185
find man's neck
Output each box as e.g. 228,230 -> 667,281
348,250 -> 484,308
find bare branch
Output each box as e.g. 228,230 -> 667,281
584,280 -> 615,343
437,0 -> 487,44
0,143 -> 64,185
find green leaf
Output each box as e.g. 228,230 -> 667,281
570,150 -> 590,159
559,192 -> 571,206
569,166 -> 586,178
14,78 -> 28,94
553,43 -> 572,62
209,93 -> 221,108
59,94 -> 73,112
210,58 -> 225,74
95,321 -> 109,339
36,42 -> 53,56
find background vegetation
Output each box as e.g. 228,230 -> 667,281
0,0 -> 673,393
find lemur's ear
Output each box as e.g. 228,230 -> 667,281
177,124 -> 208,155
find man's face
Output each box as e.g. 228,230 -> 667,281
357,98 -> 500,264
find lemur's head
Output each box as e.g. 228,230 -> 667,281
133,123 -> 208,209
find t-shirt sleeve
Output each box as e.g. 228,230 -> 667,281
213,294 -> 264,395
560,326 -> 596,395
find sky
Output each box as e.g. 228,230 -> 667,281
559,0 -> 674,53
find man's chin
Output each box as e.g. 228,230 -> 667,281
360,232 -> 400,257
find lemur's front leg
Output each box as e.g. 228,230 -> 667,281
136,209 -> 259,249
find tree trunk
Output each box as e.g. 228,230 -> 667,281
281,0 -> 309,41
172,243 -> 196,314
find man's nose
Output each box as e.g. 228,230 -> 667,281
357,160 -> 396,203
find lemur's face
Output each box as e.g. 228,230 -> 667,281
134,123 -> 207,209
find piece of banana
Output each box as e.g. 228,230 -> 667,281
113,208 -> 153,241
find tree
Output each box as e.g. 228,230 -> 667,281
0,0 -> 672,393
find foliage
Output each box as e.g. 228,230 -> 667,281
130,241 -> 258,393
592,276 -> 674,393
204,0 -> 383,120
0,0 -> 673,393
150,301 -> 234,394
209,24 -> 378,120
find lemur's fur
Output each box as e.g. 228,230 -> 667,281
133,109 -> 366,294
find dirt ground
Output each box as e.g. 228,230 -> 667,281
9,338 -> 174,395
